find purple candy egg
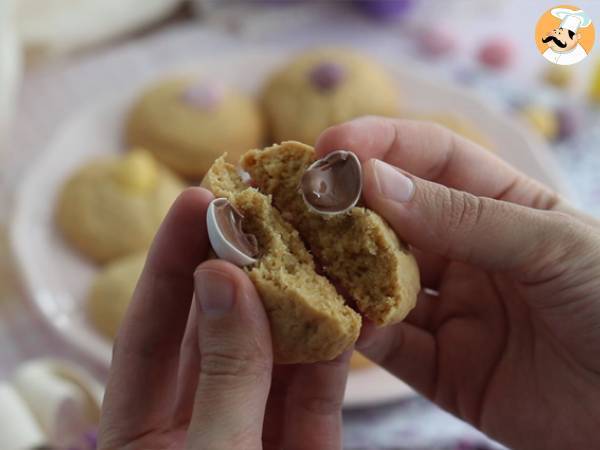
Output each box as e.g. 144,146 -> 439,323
477,37 -> 515,70
556,106 -> 581,141
354,0 -> 414,20
309,62 -> 347,92
181,81 -> 226,111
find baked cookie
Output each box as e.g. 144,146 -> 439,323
88,252 -> 145,339
205,157 -> 361,364
56,149 -> 184,263
126,77 -> 265,179
241,141 -> 420,326
262,48 -> 399,145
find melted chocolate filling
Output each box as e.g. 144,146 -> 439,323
300,151 -> 362,213
213,199 -> 259,258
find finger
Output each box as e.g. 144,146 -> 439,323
186,260 -> 273,450
362,159 -> 584,278
172,300 -> 200,427
99,188 -> 212,446
412,247 -> 448,290
280,350 -> 352,450
356,321 -> 437,397
315,117 -> 561,210
404,290 -> 440,331
262,366 -> 294,450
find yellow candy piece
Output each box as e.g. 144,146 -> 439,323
112,149 -> 159,193
520,106 -> 558,141
543,65 -> 573,89
589,59 -> 600,103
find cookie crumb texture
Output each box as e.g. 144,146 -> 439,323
206,156 -> 361,364
242,141 -> 421,326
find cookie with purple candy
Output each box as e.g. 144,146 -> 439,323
126,77 -> 265,179
261,48 -> 399,145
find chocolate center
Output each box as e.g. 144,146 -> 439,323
300,151 -> 362,213
213,199 -> 259,258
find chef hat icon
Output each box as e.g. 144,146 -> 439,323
551,8 -> 592,33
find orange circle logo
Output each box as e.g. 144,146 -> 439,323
535,5 -> 594,65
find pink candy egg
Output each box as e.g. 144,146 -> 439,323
181,81 -> 226,111
477,38 -> 515,70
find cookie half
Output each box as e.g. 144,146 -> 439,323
241,141 -> 421,326
204,156 -> 361,364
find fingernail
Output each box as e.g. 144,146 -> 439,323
195,269 -> 235,318
372,159 -> 415,203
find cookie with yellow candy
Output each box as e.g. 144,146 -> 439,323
126,77 -> 265,179
88,252 -> 145,339
56,149 -> 184,263
262,48 -> 399,145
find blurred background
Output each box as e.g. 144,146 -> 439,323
1,1 -> 600,449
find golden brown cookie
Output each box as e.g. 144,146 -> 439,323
126,77 -> 265,180
262,48 -> 399,145
205,157 -> 361,364
56,149 -> 184,263
88,252 -> 145,339
241,141 -> 421,326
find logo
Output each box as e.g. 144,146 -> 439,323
535,5 -> 594,65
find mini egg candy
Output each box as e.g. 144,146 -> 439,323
543,65 -> 573,89
588,59 -> 600,103
417,26 -> 457,58
181,80 -> 226,112
111,149 -> 159,193
353,0 -> 414,20
520,105 -> 558,141
309,62 -> 347,92
300,150 -> 362,215
556,106 -> 582,141
477,38 -> 514,70
207,198 -> 259,267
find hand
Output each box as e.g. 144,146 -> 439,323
316,117 -> 600,450
98,188 -> 351,450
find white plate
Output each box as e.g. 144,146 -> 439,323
11,49 -> 571,409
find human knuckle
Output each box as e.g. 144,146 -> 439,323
298,394 -> 344,416
425,121 -> 450,137
442,188 -> 485,238
200,348 -> 270,381
544,210 -> 592,250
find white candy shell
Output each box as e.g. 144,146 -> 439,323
0,383 -> 45,450
12,359 -> 103,446
301,150 -> 363,216
207,198 -> 258,267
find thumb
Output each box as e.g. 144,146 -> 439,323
186,260 -> 272,450
362,158 -> 579,276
